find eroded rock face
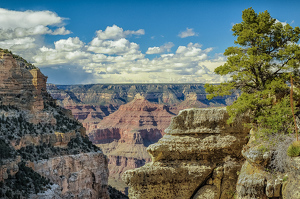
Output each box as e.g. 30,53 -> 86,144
235,131 -> 300,199
0,156 -> 21,182
88,95 -> 177,193
282,157 -> 300,199
0,52 -> 47,111
122,108 -> 250,199
0,51 -> 110,198
28,152 -> 109,199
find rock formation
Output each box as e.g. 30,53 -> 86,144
235,130 -> 300,199
27,152 -> 109,198
122,108 -> 250,199
47,83 -> 238,108
87,94 -> 176,193
0,51 -> 47,111
0,50 -> 110,199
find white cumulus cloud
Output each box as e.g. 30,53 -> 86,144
0,8 -> 71,56
0,8 -> 65,29
96,25 -> 144,40
146,42 -> 174,54
0,8 -> 227,84
178,28 -> 198,38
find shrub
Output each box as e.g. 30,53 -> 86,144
269,134 -> 294,173
287,141 -> 300,157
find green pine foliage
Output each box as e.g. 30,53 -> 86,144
0,162 -> 52,198
17,134 -> 100,162
0,104 -> 83,141
0,138 -> 16,165
205,7 -> 300,134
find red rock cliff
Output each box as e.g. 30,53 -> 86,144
88,94 -> 176,193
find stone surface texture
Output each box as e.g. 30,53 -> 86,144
122,108 -> 250,199
235,130 -> 300,199
28,152 -> 109,199
0,52 -> 47,111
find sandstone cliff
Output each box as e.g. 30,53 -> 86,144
0,50 -> 110,199
122,108 -> 250,199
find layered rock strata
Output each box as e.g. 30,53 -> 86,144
89,94 -> 174,145
88,94 -> 176,193
0,50 -> 110,198
0,51 -> 49,111
47,84 -> 238,107
122,108 -> 250,199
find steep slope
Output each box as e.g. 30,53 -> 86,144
0,50 -> 109,199
123,108 -> 250,199
88,94 -> 177,193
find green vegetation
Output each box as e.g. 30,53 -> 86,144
17,134 -> 100,162
0,48 -> 12,54
0,104 -> 83,141
0,162 -> 52,198
205,8 -> 300,134
108,185 -> 129,199
0,138 -> 16,165
53,109 -> 81,133
287,141 -> 300,157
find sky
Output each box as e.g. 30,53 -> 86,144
1,0 -> 300,85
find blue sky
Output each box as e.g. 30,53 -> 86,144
1,0 -> 300,84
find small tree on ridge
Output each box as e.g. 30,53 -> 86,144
205,7 -> 300,134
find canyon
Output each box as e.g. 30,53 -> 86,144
48,83 -> 238,193
1,48 -> 298,198
89,94 -> 176,192
0,50 -> 112,199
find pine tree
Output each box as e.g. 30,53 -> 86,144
205,7 -> 300,134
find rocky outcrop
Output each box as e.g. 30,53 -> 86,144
0,156 -> 21,182
0,50 -> 110,198
235,131 -> 300,199
47,82 -> 238,195
122,108 -> 250,199
10,131 -> 77,150
282,157 -> 300,199
0,51 -> 49,111
27,152 -> 109,199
